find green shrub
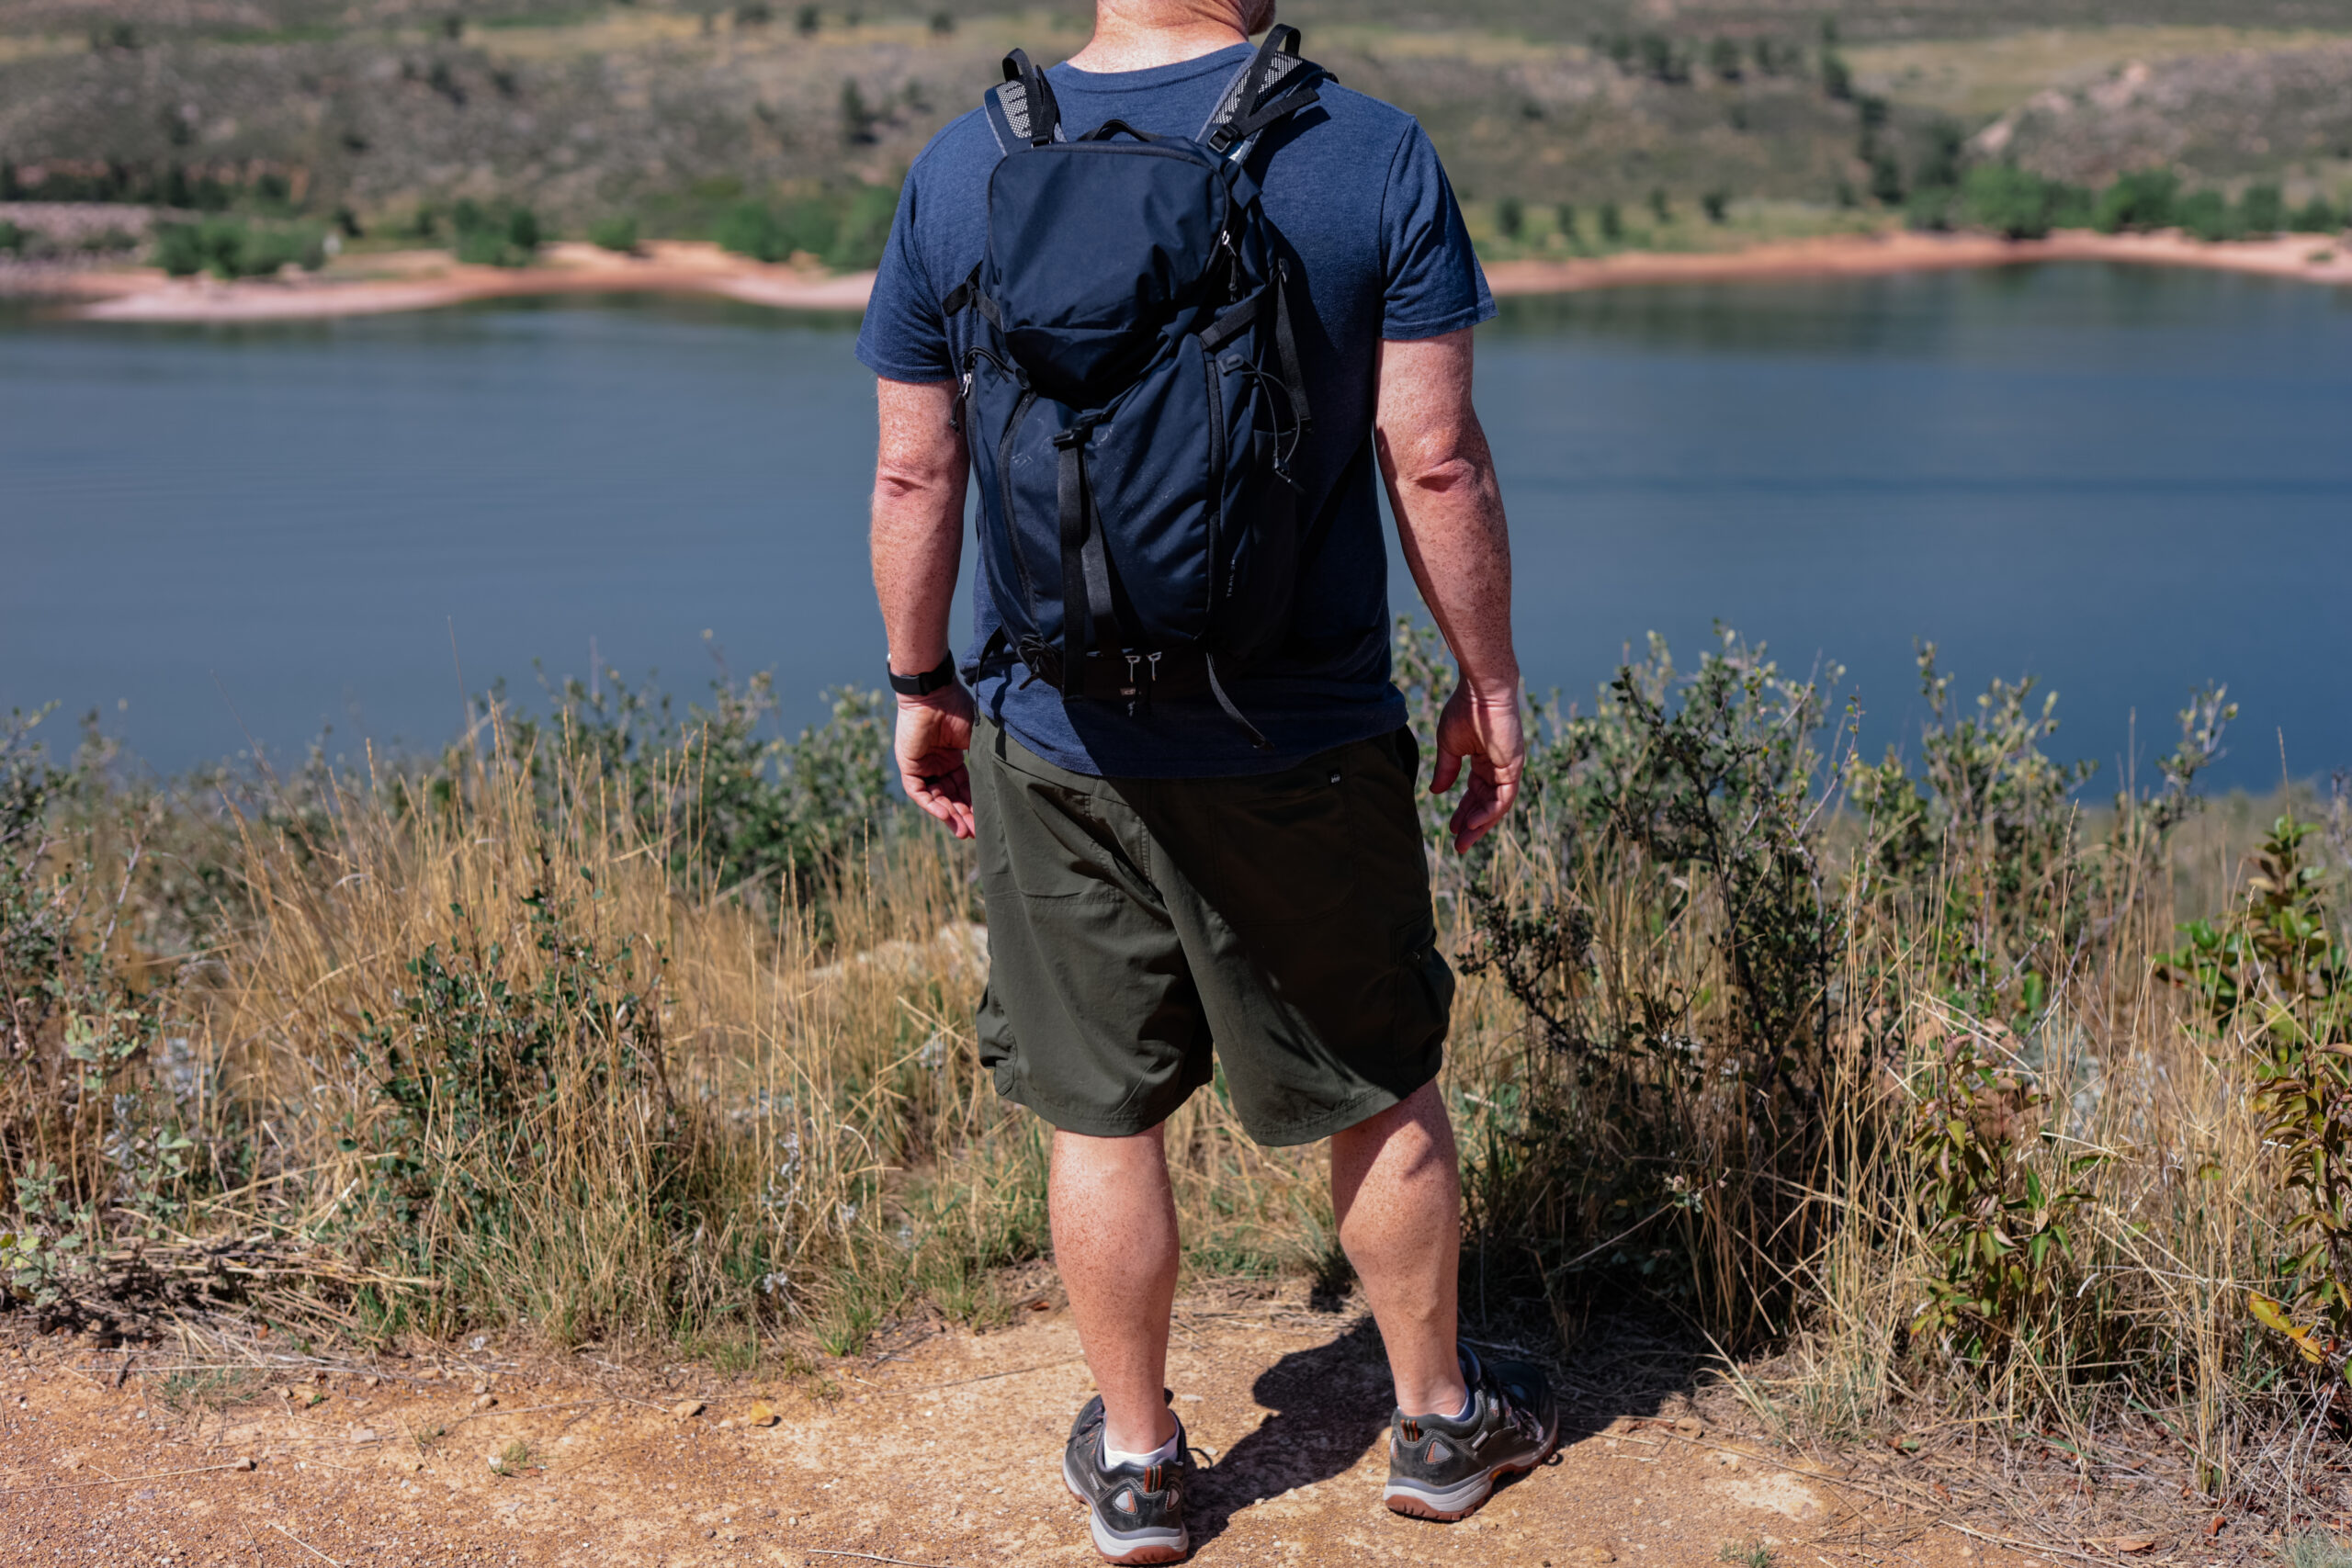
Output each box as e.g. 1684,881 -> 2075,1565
1497,197 -> 1524,240
2092,169 -> 2179,233
2176,187 -> 2242,243
825,185 -> 899,270
715,200 -> 784,262
1956,164 -> 2086,240
1701,190 -> 1728,224
151,218 -> 327,279
451,200 -> 540,266
2290,196 -> 2343,234
588,214 -> 639,254
1598,200 -> 1623,242
0,220 -> 25,256
2237,182 -> 2286,236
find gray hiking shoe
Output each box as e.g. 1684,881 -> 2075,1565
1384,1347 -> 1560,1521
1061,1393 -> 1190,1564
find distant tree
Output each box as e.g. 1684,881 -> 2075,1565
1555,202 -> 1578,241
2290,195 -> 2342,233
441,14 -> 464,40
2237,182 -> 2285,236
1648,186 -> 1672,223
2174,188 -> 2242,243
1636,33 -> 1689,85
796,5 -> 820,35
1599,201 -> 1624,242
716,202 -> 785,263
1708,38 -> 1742,82
1751,38 -> 1788,76
1915,123 -> 1964,192
1497,197 -> 1525,240
1821,48 -> 1853,102
929,10 -> 955,35
1868,152 -> 1905,207
734,1 -> 774,23
0,220 -> 26,256
1702,190 -> 1729,223
2092,169 -> 2180,233
841,80 -> 878,146
1958,164 -> 2087,240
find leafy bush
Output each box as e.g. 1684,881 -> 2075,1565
2093,169 -> 2180,233
152,218 -> 327,279
0,220 -> 24,256
2162,813 -> 2352,1372
451,200 -> 541,266
1955,164 -> 2088,240
588,214 -> 640,254
2290,196 -> 2343,234
2176,187 -> 2243,243
2238,183 -> 2287,237
716,200 -> 786,262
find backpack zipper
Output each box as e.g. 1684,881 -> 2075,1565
995,387 -> 1044,626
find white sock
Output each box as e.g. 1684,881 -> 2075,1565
1102,1429 -> 1181,1469
1411,1387 -> 1476,1423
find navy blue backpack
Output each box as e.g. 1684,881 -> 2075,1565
944,28 -> 1329,745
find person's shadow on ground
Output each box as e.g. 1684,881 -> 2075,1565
1184,1309 -> 1694,1548
1185,1317 -> 1396,1546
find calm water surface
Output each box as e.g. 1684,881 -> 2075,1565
4,265 -> 2348,786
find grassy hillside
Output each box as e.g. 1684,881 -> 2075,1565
1,2 -> 2348,254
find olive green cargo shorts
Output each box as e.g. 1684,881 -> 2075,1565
969,717 -> 1455,1146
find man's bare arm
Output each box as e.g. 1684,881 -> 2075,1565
1374,328 -> 1523,853
871,376 -> 977,839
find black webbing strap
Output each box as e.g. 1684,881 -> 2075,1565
1271,260 -> 1312,435
1053,422 -> 1125,691
990,50 -> 1061,149
1216,73 -> 1324,150
940,263 -> 978,317
1204,26 -> 1320,155
1198,292 -> 1261,354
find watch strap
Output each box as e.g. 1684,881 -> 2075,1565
888,652 -> 958,697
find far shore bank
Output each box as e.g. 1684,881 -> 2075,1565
5,228 -> 2346,324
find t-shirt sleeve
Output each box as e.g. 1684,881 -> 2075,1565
854,169 -> 955,383
1377,121 -> 1497,342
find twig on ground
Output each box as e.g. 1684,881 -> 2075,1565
0,1459 -> 255,1495
447,1399 -> 606,1427
800,1550 -> 956,1568
268,1522 -> 341,1565
879,1357 -> 1087,1396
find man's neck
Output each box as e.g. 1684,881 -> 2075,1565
1065,10 -> 1245,73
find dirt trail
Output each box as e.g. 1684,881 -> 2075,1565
1,1290 -> 2033,1568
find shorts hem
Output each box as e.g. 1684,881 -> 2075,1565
1236,1052 -> 1445,1148
997,1077 -> 1208,1141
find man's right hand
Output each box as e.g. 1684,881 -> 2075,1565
896,682 -> 977,840
1430,679 -> 1522,854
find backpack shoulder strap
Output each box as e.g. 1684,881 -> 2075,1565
984,49 -> 1065,153
1200,25 -> 1328,160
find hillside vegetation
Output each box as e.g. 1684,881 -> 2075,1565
1,1 -> 2348,258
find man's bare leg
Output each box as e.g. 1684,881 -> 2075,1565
1051,1125 -> 1182,1456
1331,1080 -> 1471,1416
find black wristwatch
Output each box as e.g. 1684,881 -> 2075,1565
888,651 -> 958,697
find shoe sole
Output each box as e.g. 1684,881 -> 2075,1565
1383,1417 -> 1561,1523
1062,1450 -> 1189,1564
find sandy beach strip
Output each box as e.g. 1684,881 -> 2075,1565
24,228 -> 2351,324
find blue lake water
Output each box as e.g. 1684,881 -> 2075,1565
4,263 -> 2348,788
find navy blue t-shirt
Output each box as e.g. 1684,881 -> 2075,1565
855,42 -> 1493,778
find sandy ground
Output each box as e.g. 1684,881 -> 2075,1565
10,228 -> 2347,326
0,1284 -> 2071,1568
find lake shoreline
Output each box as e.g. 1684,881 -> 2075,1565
5,228 -> 2346,324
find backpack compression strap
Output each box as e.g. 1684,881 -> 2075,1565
1201,26 -> 1326,159
1198,28 -> 1322,440
984,50 -> 1065,152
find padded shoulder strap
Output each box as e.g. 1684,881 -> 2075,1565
1201,25 -> 1327,159
984,49 -> 1064,152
